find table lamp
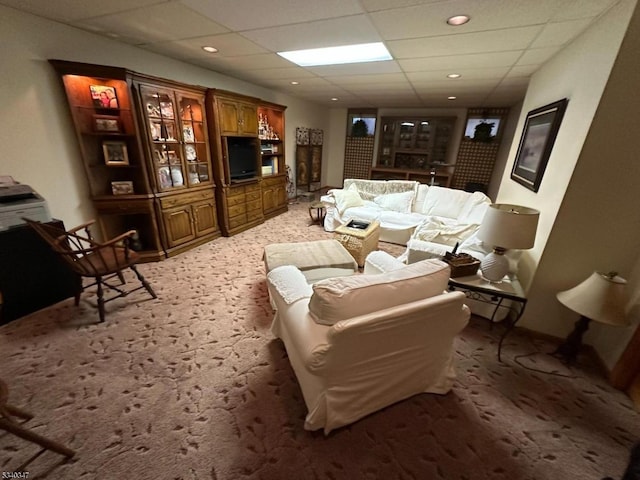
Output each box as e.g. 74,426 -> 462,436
477,204 -> 540,282
554,271 -> 628,364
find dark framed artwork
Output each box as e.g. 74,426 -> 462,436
102,140 -> 129,166
511,98 -> 568,192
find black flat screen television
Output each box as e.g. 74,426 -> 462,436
228,137 -> 258,181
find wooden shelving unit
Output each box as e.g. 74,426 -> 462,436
374,116 -> 456,187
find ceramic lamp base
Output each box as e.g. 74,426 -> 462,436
480,248 -> 509,283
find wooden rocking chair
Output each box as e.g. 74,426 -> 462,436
24,219 -> 157,322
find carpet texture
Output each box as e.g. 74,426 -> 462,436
1,202 -> 638,480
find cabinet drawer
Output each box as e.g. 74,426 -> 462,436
262,176 -> 284,187
246,190 -> 261,202
244,183 -> 261,193
160,190 -> 213,209
247,209 -> 263,223
228,214 -> 248,229
247,199 -> 262,212
228,203 -> 247,218
227,194 -> 246,207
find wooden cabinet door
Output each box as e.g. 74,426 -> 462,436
162,207 -> 196,247
275,182 -> 287,209
218,99 -> 240,135
262,186 -> 275,213
239,103 -> 258,136
192,199 -> 218,236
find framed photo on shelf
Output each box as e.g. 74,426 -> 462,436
102,141 -> 129,166
93,115 -> 120,133
511,99 -> 568,192
111,181 -> 134,195
182,125 -> 195,142
90,85 -> 119,109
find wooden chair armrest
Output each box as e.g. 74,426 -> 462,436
66,219 -> 96,234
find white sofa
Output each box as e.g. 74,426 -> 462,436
321,179 -> 492,251
266,253 -> 470,434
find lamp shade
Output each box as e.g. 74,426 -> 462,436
557,272 -> 629,326
477,204 -> 540,249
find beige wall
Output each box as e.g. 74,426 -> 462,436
0,5 -> 331,228
494,0 -> 639,369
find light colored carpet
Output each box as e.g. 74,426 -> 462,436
1,202 -> 638,479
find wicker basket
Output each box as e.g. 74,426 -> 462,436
442,252 -> 480,278
335,220 -> 380,267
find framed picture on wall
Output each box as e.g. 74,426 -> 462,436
511,99 -> 568,192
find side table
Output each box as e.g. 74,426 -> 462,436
335,220 -> 380,267
448,272 -> 527,362
308,201 -> 326,226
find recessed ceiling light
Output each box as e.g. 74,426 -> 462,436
447,15 -> 470,26
278,42 -> 392,67
447,96 -> 457,100
331,98 -> 339,101
202,46 -> 218,53
290,81 -> 299,85
447,73 -> 461,79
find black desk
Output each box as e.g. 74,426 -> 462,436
0,220 -> 81,324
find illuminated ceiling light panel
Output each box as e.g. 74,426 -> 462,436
202,46 -> 218,53
447,73 -> 461,79
277,42 -> 392,67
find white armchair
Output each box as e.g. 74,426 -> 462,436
266,252 -> 470,434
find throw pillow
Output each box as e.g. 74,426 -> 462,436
373,190 -> 415,213
332,183 -> 364,214
308,259 -> 450,326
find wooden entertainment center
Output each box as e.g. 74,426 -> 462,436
50,60 -> 287,260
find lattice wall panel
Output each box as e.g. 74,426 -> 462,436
343,137 -> 374,180
452,140 -> 501,190
451,107 -> 510,191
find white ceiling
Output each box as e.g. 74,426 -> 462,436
1,0 -> 621,108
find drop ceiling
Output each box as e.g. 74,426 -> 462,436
0,0 -> 621,108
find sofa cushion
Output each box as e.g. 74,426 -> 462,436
421,186 -> 471,219
373,190 -> 415,213
458,192 -> 491,224
333,184 -> 364,214
308,259 -> 450,326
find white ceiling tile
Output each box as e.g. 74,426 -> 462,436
551,0 -> 618,21
325,73 -> 409,86
307,60 -> 402,77
388,26 -> 542,59
0,0 -> 163,22
196,53 -> 293,71
406,67 -> 510,82
516,47 -> 558,65
241,15 -> 381,53
531,18 -> 594,48
168,33 -> 268,57
360,0 -> 440,13
369,0 -> 560,41
399,51 -> 523,72
79,2 -> 229,44
180,0 -> 364,30
507,65 -> 542,77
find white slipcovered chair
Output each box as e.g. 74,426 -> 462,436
266,251 -> 470,434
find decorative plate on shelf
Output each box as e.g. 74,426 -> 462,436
185,145 -> 197,161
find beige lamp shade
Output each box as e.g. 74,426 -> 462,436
557,272 -> 629,326
477,204 -> 540,249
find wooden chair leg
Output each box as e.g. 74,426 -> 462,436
129,265 -> 157,299
96,277 -> 106,323
116,271 -> 126,284
0,417 -> 75,458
